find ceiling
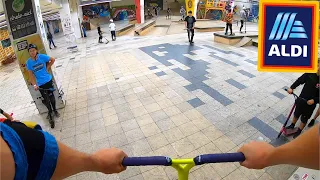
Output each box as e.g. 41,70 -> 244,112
0,0 -> 62,28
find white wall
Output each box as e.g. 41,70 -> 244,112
111,0 -> 135,7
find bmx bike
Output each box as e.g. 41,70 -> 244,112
38,87 -> 56,128
122,152 -> 245,180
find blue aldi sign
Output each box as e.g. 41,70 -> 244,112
258,1 -> 319,73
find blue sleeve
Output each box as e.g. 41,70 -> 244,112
39,54 -> 51,63
26,60 -> 31,71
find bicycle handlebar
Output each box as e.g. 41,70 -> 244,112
122,153 -> 245,166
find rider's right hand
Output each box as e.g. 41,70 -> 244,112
287,88 -> 293,94
34,85 -> 39,91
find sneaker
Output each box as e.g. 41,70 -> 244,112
54,111 -> 60,118
308,119 -> 315,127
286,124 -> 295,129
293,129 -> 301,139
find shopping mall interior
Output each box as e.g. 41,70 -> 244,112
0,0 -> 319,179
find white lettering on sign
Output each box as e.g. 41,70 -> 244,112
268,45 -> 307,57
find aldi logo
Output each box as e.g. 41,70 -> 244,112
258,1 -> 319,73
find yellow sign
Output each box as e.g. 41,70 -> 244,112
186,0 -> 195,16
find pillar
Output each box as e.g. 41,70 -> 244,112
2,0 -> 65,113
135,0 -> 145,23
59,0 -> 81,38
185,0 -> 198,17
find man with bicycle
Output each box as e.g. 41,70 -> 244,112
26,44 -> 60,124
286,69 -> 320,138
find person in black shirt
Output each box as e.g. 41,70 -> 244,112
184,11 -> 196,43
47,32 -> 56,49
97,25 -> 102,43
286,71 -> 320,138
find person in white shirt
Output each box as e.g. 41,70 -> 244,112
180,6 -> 186,21
109,19 -> 116,41
239,7 -> 247,33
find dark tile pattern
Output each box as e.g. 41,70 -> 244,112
187,98 -> 205,108
226,79 -> 247,90
238,70 -> 255,78
245,59 -> 257,65
148,66 -> 158,70
140,43 -> 233,106
203,45 -> 245,57
155,71 -> 166,76
272,91 -> 286,99
248,117 -> 278,140
209,53 -> 239,67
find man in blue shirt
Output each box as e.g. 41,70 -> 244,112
26,44 -> 59,126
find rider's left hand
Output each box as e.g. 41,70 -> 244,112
307,99 -> 314,105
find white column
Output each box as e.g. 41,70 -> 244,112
59,0 -> 81,38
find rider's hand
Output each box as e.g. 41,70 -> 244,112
91,148 -> 127,174
238,141 -> 275,169
307,99 -> 315,105
192,27 -> 195,29
33,85 -> 39,91
287,88 -> 293,94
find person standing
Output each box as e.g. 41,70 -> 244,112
180,6 -> 186,21
26,44 -> 60,127
47,32 -> 56,49
81,22 -> 87,37
97,24 -> 103,43
286,71 -> 320,138
154,6 -> 158,16
109,19 -> 116,41
239,7 -> 246,33
166,8 -> 171,19
184,11 -> 196,43
224,9 -> 233,36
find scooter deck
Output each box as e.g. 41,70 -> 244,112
283,127 -> 298,136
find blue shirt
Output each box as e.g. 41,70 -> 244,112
26,54 -> 52,86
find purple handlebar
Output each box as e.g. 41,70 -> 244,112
194,153 -> 245,165
122,156 -> 172,166
122,153 -> 245,166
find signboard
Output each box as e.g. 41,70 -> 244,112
4,0 -> 37,39
61,16 -> 73,35
16,40 -> 28,51
258,1 -> 319,73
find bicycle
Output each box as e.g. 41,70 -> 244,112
38,87 -> 56,128
122,153 -> 245,180
277,88 -> 307,138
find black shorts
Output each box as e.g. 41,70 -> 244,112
294,100 -> 316,121
39,80 -> 54,97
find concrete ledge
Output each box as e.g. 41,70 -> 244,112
213,31 -> 258,45
116,24 -> 135,36
195,26 -> 225,32
134,20 -> 156,36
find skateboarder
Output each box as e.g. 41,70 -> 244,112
286,71 -> 320,138
224,9 -> 233,36
185,11 -> 196,43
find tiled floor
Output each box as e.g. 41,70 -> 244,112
0,19 -> 315,180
